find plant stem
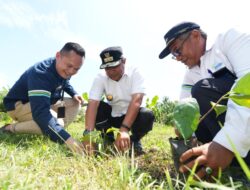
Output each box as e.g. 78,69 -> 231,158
198,93 -> 229,125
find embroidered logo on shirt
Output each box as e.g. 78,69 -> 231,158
212,62 -> 223,71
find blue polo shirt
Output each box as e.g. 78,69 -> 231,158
4,57 -> 77,143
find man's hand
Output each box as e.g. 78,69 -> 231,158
73,94 -> 84,105
65,137 -> 85,155
179,141 -> 235,179
114,128 -> 130,152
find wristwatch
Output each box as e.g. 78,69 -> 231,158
121,124 -> 130,131
83,129 -> 93,136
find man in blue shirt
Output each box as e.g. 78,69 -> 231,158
1,42 -> 85,154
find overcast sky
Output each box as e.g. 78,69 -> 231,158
1,0 -> 250,101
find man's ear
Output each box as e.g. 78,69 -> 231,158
56,52 -> 61,59
122,58 -> 126,64
191,29 -> 202,40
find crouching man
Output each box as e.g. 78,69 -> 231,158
83,46 -> 154,155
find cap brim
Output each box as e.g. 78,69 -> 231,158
159,47 -> 170,59
100,60 -> 121,69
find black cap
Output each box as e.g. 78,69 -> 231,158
100,46 -> 123,69
159,22 -> 200,59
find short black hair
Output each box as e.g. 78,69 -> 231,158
60,42 -> 85,57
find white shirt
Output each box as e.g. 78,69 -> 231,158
180,28 -> 250,157
89,65 -> 146,117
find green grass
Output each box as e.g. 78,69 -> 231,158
0,122 -> 249,190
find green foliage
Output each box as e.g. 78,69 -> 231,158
146,96 -> 176,125
199,72 -> 250,125
81,130 -> 102,143
173,98 -> 200,141
146,95 -> 159,115
174,72 -> 250,140
146,95 -> 159,108
81,128 -> 120,152
227,135 -> 250,180
146,96 -> 161,122
210,102 -> 227,117
0,122 -> 246,189
172,73 -> 250,180
229,72 -> 250,108
156,97 -> 176,125
0,87 -> 8,112
0,87 -> 12,124
82,92 -> 89,102
106,127 -> 120,137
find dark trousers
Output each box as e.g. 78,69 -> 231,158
95,101 -> 155,142
191,75 -> 250,165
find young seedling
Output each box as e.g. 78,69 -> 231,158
169,98 -> 200,171
170,72 -> 250,174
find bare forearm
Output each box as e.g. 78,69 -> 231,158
122,93 -> 143,128
123,102 -> 140,127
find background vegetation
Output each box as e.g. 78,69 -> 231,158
0,88 -> 249,189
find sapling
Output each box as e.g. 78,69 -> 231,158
173,98 -> 200,141
169,98 -> 200,171
170,72 -> 250,172
81,127 -> 121,154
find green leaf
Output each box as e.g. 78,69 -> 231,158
210,101 -> 227,117
173,98 -> 200,140
106,127 -> 119,134
226,135 -> 250,180
146,95 -> 159,109
82,92 -> 89,102
106,127 -> 120,138
230,94 -> 250,108
230,72 -> 250,108
151,96 -> 159,106
81,131 -> 101,143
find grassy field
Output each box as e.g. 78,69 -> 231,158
0,122 -> 249,190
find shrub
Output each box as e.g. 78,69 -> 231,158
146,96 -> 176,125
0,87 -> 12,124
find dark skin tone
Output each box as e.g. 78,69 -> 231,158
170,30 -> 235,179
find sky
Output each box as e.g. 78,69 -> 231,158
1,0 -> 250,101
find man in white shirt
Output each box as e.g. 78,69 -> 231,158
83,46 -> 154,155
159,22 -> 250,178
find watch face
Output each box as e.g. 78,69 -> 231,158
106,94 -> 113,101
83,129 -> 91,135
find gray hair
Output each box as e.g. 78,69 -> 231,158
178,28 -> 207,40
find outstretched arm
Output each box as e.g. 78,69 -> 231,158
115,93 -> 144,152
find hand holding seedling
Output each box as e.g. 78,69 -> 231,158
174,73 -> 250,179
179,141 -> 234,179
115,128 -> 130,152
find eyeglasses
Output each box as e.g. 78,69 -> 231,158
171,32 -> 191,60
